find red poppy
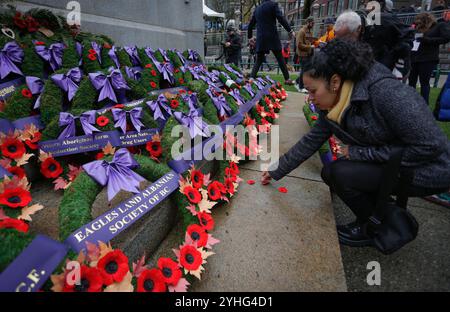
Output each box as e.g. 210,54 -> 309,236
0,218 -> 29,233
150,70 -> 157,77
187,224 -> 208,248
113,104 -> 125,109
137,269 -> 166,292
183,186 -> 202,204
96,116 -> 109,127
25,16 -> 39,32
63,266 -> 103,292
229,162 -> 239,175
191,169 -> 204,189
96,152 -> 105,160
88,53 -> 97,61
145,63 -> 153,69
197,212 -> 214,231
179,78 -> 185,84
88,49 -> 97,55
178,89 -> 186,94
8,166 -> 26,179
311,115 -> 318,121
0,187 -> 32,209
157,257 -> 182,286
212,181 -> 227,194
188,91 -> 193,95
278,187 -> 288,193
103,43 -> 112,49
21,88 -> 32,98
13,13 -> 26,29
224,168 -> 237,181
247,179 -> 255,185
146,141 -> 162,158
207,182 -> 222,201
24,132 -> 41,150
1,138 -> 26,159
34,41 -> 46,46
179,245 -> 202,271
97,250 -> 129,286
40,157 -> 63,179
150,81 -> 157,88
170,100 -> 179,109
225,178 -> 235,195
174,68 -> 180,73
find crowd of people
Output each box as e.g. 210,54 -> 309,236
217,0 -> 450,254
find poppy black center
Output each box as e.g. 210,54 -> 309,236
188,191 -> 195,200
143,279 -> 154,291
210,189 -> 216,196
152,144 -> 159,151
191,231 -> 200,241
48,164 -> 57,172
74,278 -> 90,292
7,145 -> 17,153
185,253 -> 195,264
201,218 -> 208,225
193,175 -> 199,182
105,261 -> 118,274
7,196 -> 21,204
162,267 -> 172,278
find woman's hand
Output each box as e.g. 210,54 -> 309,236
261,171 -> 272,185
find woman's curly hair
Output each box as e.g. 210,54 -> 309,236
304,39 -> 374,85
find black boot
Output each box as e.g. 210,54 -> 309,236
337,220 -> 374,247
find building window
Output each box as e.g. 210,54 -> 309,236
337,0 -> 345,14
328,1 -> 335,16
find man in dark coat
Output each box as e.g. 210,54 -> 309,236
247,0 -> 295,84
216,25 -> 242,66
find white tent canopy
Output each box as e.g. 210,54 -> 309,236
203,0 -> 225,18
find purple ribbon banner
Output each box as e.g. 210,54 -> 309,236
0,115 -> 44,135
0,164 -> 12,177
0,77 -> 24,101
119,128 -> 159,147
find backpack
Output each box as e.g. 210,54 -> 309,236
434,74 -> 450,121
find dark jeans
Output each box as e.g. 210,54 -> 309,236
251,50 -> 290,80
321,159 -> 448,223
408,61 -> 438,105
296,56 -> 311,89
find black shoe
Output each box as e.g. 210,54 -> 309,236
337,221 -> 374,247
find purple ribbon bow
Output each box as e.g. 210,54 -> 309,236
224,64 -> 243,79
182,93 -> 199,112
206,88 -> 231,117
124,46 -> 141,67
75,42 -> 83,66
58,110 -> 99,139
173,110 -> 210,138
125,66 -> 141,81
111,107 -> 144,133
146,94 -> 173,121
230,89 -> 245,105
91,42 -> 102,64
82,148 -> 146,202
254,79 -> 264,90
265,75 -> 275,84
145,47 -> 159,65
173,49 -> 186,66
0,42 -> 24,79
51,67 -> 82,101
156,61 -> 174,84
35,42 -> 65,72
25,76 -> 44,109
89,68 -> 130,103
189,65 -> 205,80
244,83 -> 255,97
108,45 -> 120,69
188,49 -> 200,61
158,48 -> 170,62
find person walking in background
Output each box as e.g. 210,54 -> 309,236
247,0 -> 295,85
216,25 -> 242,66
409,13 -> 450,105
296,16 -> 315,93
247,37 -> 257,70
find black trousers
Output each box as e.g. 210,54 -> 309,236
250,50 -> 290,80
408,61 -> 438,105
321,159 -> 448,223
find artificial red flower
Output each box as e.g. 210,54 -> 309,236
40,157 -> 63,179
97,250 -> 129,286
87,53 -> 97,61
179,245 -> 202,271
179,78 -> 185,84
197,212 -> 214,231
311,115 -> 318,121
211,181 -> 226,194
157,257 -> 182,286
278,187 -> 288,193
1,138 -> 26,159
247,179 -> 255,185
88,49 -> 97,55
137,269 -> 166,292
145,63 -> 153,69
146,141 -> 162,158
34,41 -> 45,46
174,68 -> 180,73
0,218 -> 29,233
187,224 -> 208,247
150,81 -> 157,88
7,166 -> 26,179
183,186 -> 202,204
170,99 -> 179,109
188,91 -> 193,95
13,12 -> 26,29
96,152 -> 105,160
225,178 -> 235,195
229,162 -> 239,175
150,70 -> 157,77
96,116 -> 109,127
103,43 -> 112,49
21,88 -> 32,98
113,104 -> 125,109
0,187 -> 32,208
63,266 -> 103,292
191,169 -> 204,189
178,89 -> 186,94
224,167 -> 237,180
25,16 -> 39,32
24,132 -> 41,150
207,182 -> 222,201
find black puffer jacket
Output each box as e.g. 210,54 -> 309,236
411,22 -> 450,63
269,62 -> 450,189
